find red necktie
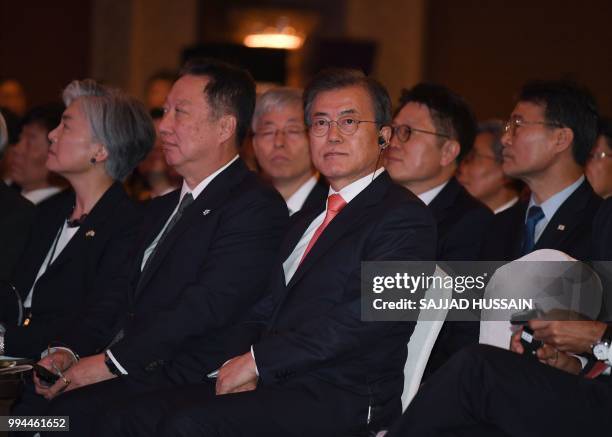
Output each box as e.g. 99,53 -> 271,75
585,361 -> 609,379
299,193 -> 347,264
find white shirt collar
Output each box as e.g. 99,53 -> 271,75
328,167 -> 385,204
22,186 -> 62,204
286,175 -> 318,215
179,155 -> 239,202
494,196 -> 519,214
417,180 -> 450,206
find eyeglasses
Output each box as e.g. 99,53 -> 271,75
588,151 -> 612,161
253,126 -> 307,142
390,124 -> 450,143
309,116 -> 377,137
503,118 -> 563,136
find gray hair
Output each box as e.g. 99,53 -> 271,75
477,119 -> 504,163
252,87 -> 303,131
62,79 -> 155,181
0,111 -> 7,157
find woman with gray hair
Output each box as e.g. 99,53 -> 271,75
0,80 -> 154,358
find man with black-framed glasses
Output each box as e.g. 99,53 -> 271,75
385,83 -> 494,377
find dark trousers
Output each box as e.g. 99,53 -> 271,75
12,370 -> 200,436
95,378 -> 373,437
386,344 -> 612,437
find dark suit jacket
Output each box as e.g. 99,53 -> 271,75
64,159 -> 288,375
429,177 -> 494,261
3,183 -> 142,358
225,172 -> 437,430
0,181 -> 34,281
299,176 -> 328,213
482,179 -> 602,262
594,198 -> 612,261
425,177 -> 494,377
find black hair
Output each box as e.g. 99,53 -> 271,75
518,80 -> 598,166
397,83 -> 476,162
303,68 -> 391,128
21,102 -> 64,133
597,116 -> 612,149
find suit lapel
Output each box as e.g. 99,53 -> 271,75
428,177 -> 459,224
285,173 -> 391,290
534,180 -> 594,251
133,159 -> 248,298
47,183 -> 127,271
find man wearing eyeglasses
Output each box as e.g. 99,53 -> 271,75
93,68 -> 437,437
489,80 -> 601,261
385,83 -> 494,377
251,87 -> 327,215
586,117 -> 612,199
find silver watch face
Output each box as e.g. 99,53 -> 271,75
593,342 -> 610,361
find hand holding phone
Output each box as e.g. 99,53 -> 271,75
32,363 -> 60,386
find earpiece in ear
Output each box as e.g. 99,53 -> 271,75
378,136 -> 389,150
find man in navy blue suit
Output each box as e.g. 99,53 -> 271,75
96,68 -> 437,437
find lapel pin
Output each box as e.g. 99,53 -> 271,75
203,209 -> 211,216
86,230 -> 96,238
557,224 -> 565,231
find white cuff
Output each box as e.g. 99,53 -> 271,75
250,345 -> 259,377
106,349 -> 129,375
570,354 -> 589,369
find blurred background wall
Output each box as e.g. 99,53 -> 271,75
1,0 -> 611,118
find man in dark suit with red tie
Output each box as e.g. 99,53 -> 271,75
95,68 -> 437,437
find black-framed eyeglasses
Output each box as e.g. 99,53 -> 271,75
253,126 -> 307,142
588,151 -> 612,161
309,116 -> 377,137
503,118 -> 564,136
390,124 -> 450,143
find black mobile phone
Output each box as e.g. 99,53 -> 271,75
32,364 -> 60,386
519,326 -> 543,357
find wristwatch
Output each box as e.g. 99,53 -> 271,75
103,350 -> 123,376
592,324 -> 612,365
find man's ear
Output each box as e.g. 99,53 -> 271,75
379,125 -> 392,144
554,127 -> 574,154
440,139 -> 460,166
218,115 -> 237,144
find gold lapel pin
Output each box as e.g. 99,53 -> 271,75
86,230 -> 96,238
557,224 -> 565,231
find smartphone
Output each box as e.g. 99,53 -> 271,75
519,326 -> 543,357
32,364 -> 60,386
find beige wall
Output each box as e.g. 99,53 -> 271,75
344,0 -> 427,102
90,0 -> 198,98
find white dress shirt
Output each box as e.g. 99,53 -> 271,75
22,186 -> 62,205
417,180 -> 449,206
286,175 -> 318,216
494,197 -> 519,215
